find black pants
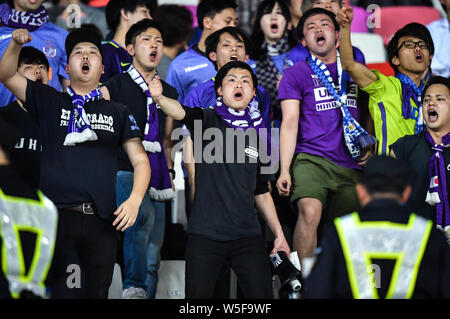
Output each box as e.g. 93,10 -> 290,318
47,209 -> 118,299
185,234 -> 273,299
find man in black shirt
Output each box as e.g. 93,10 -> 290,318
102,19 -> 178,299
149,60 -> 290,298
391,76 -> 450,240
304,156 -> 450,299
0,46 -> 49,189
0,27 -> 151,298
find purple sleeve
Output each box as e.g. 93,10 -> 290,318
278,66 -> 303,101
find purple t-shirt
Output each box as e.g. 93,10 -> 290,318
278,59 -> 361,170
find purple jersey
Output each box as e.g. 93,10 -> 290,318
278,59 -> 361,170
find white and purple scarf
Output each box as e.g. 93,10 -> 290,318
64,86 -> 101,146
0,4 -> 49,31
424,130 -> 450,235
214,96 -> 271,156
307,53 -> 376,161
127,65 -> 174,201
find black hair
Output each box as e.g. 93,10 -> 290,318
196,0 -> 237,31
18,46 -> 49,71
300,0 -> 343,13
387,23 -> 434,74
65,27 -> 103,61
125,19 -> 162,47
105,0 -> 151,33
205,26 -> 252,69
152,5 -> 193,47
360,156 -> 411,196
421,76 -> 450,102
214,61 -> 258,96
296,7 -> 340,40
81,23 -> 104,42
250,0 -> 297,60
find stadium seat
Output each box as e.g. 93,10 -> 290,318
185,5 -> 198,27
367,62 -> 395,76
351,6 -> 370,33
372,6 -> 441,46
351,32 -> 387,63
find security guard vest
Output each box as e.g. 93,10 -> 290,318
0,188 -> 58,299
335,212 -> 432,299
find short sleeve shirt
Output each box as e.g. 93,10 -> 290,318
278,60 -> 360,170
362,71 -> 418,155
25,79 -> 142,220
180,106 -> 273,241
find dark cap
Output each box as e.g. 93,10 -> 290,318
65,27 -> 103,61
360,156 -> 411,195
296,7 -> 340,40
0,114 -> 20,155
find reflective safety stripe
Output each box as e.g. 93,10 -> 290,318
335,212 -> 432,299
0,189 -> 58,299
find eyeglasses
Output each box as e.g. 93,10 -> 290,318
398,40 -> 429,51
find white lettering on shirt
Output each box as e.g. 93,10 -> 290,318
60,109 -> 115,133
184,63 -> 209,73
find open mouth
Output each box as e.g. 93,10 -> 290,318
415,52 -> 424,62
270,23 -> 279,33
316,35 -> 326,46
234,92 -> 243,100
150,51 -> 157,62
35,76 -> 42,82
230,55 -> 238,61
428,109 -> 438,122
81,62 -> 90,73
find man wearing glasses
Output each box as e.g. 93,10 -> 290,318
336,3 -> 434,155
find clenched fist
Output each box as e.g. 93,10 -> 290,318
12,29 -> 32,45
148,75 -> 163,103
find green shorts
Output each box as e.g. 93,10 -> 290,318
291,152 -> 361,221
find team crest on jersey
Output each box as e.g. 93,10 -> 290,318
43,40 -> 57,58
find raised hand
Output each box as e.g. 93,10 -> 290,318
336,0 -> 353,28
12,29 -> 32,45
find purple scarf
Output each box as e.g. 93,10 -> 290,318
127,65 -> 174,201
0,4 -> 49,31
424,130 -> 450,232
214,96 -> 271,156
64,86 -> 101,146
